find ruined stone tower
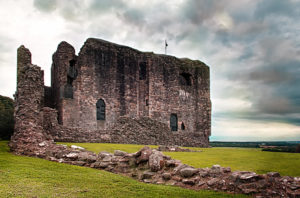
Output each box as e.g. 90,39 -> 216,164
15,38 -> 211,147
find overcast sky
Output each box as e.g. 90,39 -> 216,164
0,0 -> 299,141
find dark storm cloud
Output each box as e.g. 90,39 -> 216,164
34,0 -> 126,13
230,35 -> 300,122
120,8 -> 146,28
255,0 -> 300,20
34,0 -> 127,21
33,0 -> 57,13
182,0 -> 226,25
205,0 -> 300,128
89,0 -> 126,13
115,2 -> 183,47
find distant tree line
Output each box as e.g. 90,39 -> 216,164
0,95 -> 14,140
262,145 -> 300,153
210,142 -> 261,148
210,141 -> 300,153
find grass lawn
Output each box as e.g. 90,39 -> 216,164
60,142 -> 300,177
0,141 -> 247,198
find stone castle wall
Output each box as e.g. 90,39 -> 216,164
47,38 -> 211,146
9,46 -> 51,155
12,38 -> 211,147
42,107 -> 208,147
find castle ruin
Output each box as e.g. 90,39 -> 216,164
13,38 -> 211,147
9,39 -> 300,198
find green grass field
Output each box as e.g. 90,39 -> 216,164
61,142 -> 300,177
0,141 -> 247,198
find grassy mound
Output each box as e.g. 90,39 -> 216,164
60,142 -> 300,177
0,141 -> 246,197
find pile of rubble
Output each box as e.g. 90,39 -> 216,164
37,144 -> 299,197
110,116 -> 177,145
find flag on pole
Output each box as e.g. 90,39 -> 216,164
165,40 -> 168,54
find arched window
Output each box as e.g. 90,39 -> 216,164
170,114 -> 178,131
96,99 -> 105,120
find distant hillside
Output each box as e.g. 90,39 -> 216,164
0,95 -> 14,140
210,141 -> 300,148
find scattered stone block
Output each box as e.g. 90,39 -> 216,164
114,150 -> 127,156
207,178 -> 219,186
142,171 -> 155,179
180,167 -> 198,178
162,173 -> 172,180
149,150 -> 164,172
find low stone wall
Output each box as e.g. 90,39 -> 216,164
38,143 -> 299,197
43,107 -> 208,147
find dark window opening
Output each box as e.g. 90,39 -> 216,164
170,114 -> 178,131
96,99 -> 106,120
63,84 -> 73,99
179,73 -> 192,86
64,59 -> 77,99
181,122 -> 185,130
67,59 -> 77,86
181,122 -> 185,131
139,62 -> 147,80
145,99 -> 149,106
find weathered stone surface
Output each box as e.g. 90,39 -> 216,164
9,45 -> 51,156
98,162 -> 109,168
174,164 -> 189,175
66,153 -> 78,160
210,164 -> 222,175
223,167 -> 231,173
207,178 -> 219,186
77,152 -> 97,163
165,160 -> 178,167
136,146 -> 152,164
198,181 -> 206,186
90,162 -> 101,168
114,150 -> 127,156
98,151 -> 111,159
267,172 -> 280,177
180,167 -> 198,178
149,150 -> 164,172
162,173 -> 172,180
102,155 -> 112,162
142,171 -> 155,179
239,172 -> 260,182
199,168 -> 210,178
182,179 -> 195,185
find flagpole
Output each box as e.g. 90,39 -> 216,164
165,40 -> 168,55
